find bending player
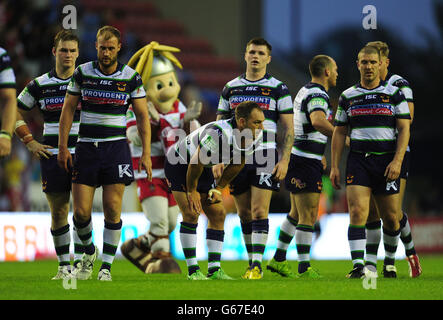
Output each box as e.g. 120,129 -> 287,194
165,101 -> 264,280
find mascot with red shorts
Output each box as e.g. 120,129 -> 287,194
121,42 -> 201,273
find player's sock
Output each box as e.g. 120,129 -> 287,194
100,220 -> 122,271
51,224 -> 71,267
180,222 -> 199,275
241,221 -> 253,267
365,220 -> 381,270
274,215 -> 297,262
399,212 -> 416,256
206,229 -> 224,275
348,224 -> 366,269
72,225 -> 85,268
295,224 -> 314,274
383,227 -> 400,266
73,217 -> 95,255
251,219 -> 269,271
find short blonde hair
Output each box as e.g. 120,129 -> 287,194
96,25 -> 121,43
366,41 -> 389,58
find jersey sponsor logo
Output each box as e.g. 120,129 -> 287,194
350,105 -> 393,116
43,96 -> 65,111
82,89 -> 128,105
365,94 -> 377,100
245,86 -> 258,91
118,164 -> 133,178
310,97 -> 327,107
230,95 -> 271,110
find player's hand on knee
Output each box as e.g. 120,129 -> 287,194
187,190 -> 202,214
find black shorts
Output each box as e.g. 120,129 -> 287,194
40,154 -> 72,193
230,148 -> 280,195
284,154 -> 323,194
400,150 -> 410,180
164,158 -> 215,194
72,140 -> 134,187
346,151 -> 400,195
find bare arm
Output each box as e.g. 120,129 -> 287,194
57,93 -> 79,171
385,118 -> 410,181
0,88 -> 17,157
330,125 -> 348,190
132,97 -> 152,180
272,113 -> 294,180
16,109 -> 53,159
310,110 -> 334,137
186,147 -> 205,213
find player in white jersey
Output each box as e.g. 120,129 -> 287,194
215,38 -> 294,279
0,47 -> 17,157
165,101 -> 264,280
15,30 -> 83,280
363,41 -> 421,278
268,55 -> 339,279
58,26 -> 152,281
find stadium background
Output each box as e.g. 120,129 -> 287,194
0,0 -> 442,262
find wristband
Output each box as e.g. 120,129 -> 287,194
23,134 -> 34,145
0,132 -> 11,140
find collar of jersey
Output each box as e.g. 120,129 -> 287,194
240,73 -> 271,83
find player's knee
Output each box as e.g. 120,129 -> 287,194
251,205 -> 268,220
382,212 -> 400,231
237,208 -> 251,223
73,208 -> 91,224
348,203 -> 368,225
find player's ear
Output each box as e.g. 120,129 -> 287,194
386,58 -> 390,68
52,47 -> 56,57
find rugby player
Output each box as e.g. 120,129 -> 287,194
0,46 -> 17,157
58,26 -> 152,281
268,55 -> 340,279
330,45 -> 410,279
16,30 -> 84,280
165,101 -> 264,280
216,38 -> 293,279
363,41 -> 421,278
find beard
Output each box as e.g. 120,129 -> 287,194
99,55 -> 117,68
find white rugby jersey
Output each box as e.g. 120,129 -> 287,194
217,73 -> 292,151
292,82 -> 332,160
169,117 -> 262,167
0,47 -> 16,89
126,100 -> 187,179
17,69 -> 80,154
334,81 -> 411,155
67,61 -> 146,142
386,72 -> 414,152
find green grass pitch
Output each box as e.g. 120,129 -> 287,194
0,255 -> 442,300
